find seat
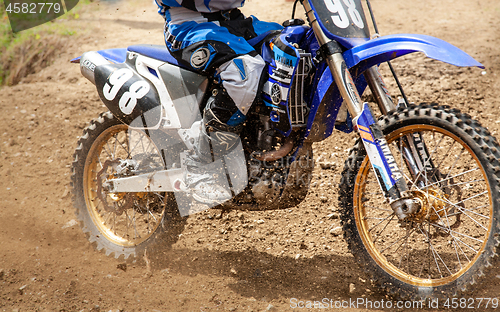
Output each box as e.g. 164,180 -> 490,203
127,30 -> 277,70
127,44 -> 183,67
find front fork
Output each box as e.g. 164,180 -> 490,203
303,0 -> 421,220
365,66 -> 437,191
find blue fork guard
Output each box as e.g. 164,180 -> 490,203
343,33 -> 484,74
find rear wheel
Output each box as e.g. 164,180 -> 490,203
71,112 -> 185,259
339,104 -> 500,299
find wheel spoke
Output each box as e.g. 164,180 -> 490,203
430,193 -> 489,231
424,167 -> 481,189
132,208 -> 140,239
368,212 -> 395,232
128,134 -> 145,156
103,210 -> 113,226
372,214 -> 396,244
115,137 -> 132,159
148,209 -> 158,223
429,222 -> 484,244
448,204 -> 489,217
438,178 -> 485,189
380,228 -> 415,253
113,133 -> 118,159
363,204 -> 392,212
450,206 -> 490,219
429,140 -> 459,183
125,210 -> 131,237
410,132 -> 445,190
418,225 -> 452,277
105,141 -> 115,159
439,147 -> 464,184
454,237 -> 471,263
397,228 -> 412,270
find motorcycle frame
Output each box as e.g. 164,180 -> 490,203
72,0 -> 485,215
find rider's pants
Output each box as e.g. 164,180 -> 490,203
163,7 -> 282,126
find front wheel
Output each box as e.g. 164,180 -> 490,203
339,104 -> 500,299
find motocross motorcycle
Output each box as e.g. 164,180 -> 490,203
71,0 -> 500,300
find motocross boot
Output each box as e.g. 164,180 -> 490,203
184,90 -> 244,204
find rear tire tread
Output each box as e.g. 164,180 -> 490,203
71,112 -> 184,260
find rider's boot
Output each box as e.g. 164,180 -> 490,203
184,90 -> 244,204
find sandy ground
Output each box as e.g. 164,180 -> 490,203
1,0 -> 500,311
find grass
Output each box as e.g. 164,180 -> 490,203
0,0 -> 92,86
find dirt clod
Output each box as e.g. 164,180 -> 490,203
349,283 -> 356,294
330,227 -> 343,236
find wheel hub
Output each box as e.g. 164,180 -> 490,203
403,189 -> 450,223
96,159 -> 133,215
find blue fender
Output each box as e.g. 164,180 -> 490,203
343,34 -> 484,73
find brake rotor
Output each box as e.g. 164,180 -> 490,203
426,189 -> 450,222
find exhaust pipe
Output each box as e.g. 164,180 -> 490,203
252,136 -> 295,162
79,51 -> 111,85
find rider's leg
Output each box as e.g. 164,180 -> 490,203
184,54 -> 266,204
164,17 -> 281,204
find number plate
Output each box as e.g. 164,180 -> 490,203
310,0 -> 370,41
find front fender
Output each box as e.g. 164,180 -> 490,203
343,34 -> 484,74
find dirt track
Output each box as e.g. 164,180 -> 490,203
1,0 -> 500,311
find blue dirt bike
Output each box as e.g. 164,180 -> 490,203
71,0 -> 500,299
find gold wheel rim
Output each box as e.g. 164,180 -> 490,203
354,125 -> 493,287
83,124 -> 166,247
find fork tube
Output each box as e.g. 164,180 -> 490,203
364,66 -> 396,115
302,0 -> 363,118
